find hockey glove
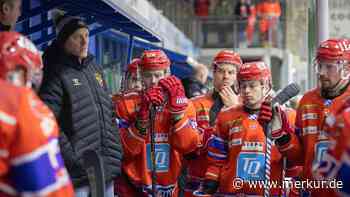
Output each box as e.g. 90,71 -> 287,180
258,99 -> 273,126
159,75 -> 188,115
271,105 -> 293,140
136,86 -> 164,135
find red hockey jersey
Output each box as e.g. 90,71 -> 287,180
115,91 -> 200,197
185,93 -> 214,197
205,105 -> 297,196
278,86 -> 350,196
313,102 -> 350,196
0,80 -> 74,197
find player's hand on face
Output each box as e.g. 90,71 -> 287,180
219,85 -> 238,107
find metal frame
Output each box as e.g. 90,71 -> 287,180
20,0 -> 160,48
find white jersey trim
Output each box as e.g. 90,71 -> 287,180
11,139 -> 59,166
0,111 -> 16,126
174,118 -> 189,133
127,128 -> 145,142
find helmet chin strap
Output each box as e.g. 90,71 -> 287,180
165,68 -> 171,77
319,65 -> 350,99
341,66 -> 350,80
262,80 -> 273,101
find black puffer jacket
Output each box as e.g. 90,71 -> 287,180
39,41 -> 122,187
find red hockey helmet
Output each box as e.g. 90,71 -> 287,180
315,39 -> 350,79
0,32 -> 43,89
212,50 -> 242,67
237,61 -> 271,85
316,38 -> 350,62
140,49 -> 171,71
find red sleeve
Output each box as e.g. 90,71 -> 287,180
115,93 -> 145,157
205,113 -> 228,181
1,88 -> 74,196
170,102 -> 201,155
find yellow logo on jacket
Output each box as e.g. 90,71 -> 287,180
95,72 -> 104,87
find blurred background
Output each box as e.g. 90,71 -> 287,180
18,0 -> 348,94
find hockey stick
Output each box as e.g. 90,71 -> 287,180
263,123 -> 273,197
150,105 -> 157,197
209,92 -> 224,127
83,149 -> 106,197
281,156 -> 287,196
263,83 -> 300,197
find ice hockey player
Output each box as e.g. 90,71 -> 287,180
0,32 -> 74,196
186,50 -> 242,197
195,61 -> 298,196
112,58 -> 142,103
114,49 -> 200,197
312,96 -> 350,197
273,38 -> 350,196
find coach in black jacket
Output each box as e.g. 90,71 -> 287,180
39,14 -> 122,197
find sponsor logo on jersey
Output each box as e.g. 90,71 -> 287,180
318,130 -> 329,140
303,126 -> 318,135
237,152 -> 265,180
155,133 -> 168,142
176,97 -> 187,104
224,118 -> 243,127
198,115 -> 209,121
229,126 -> 241,134
302,113 -> 319,121
146,143 -> 170,172
313,141 -> 331,167
229,138 -> 242,147
300,104 -> 320,110
242,141 -> 264,151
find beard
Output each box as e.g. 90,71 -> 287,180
320,80 -> 333,90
